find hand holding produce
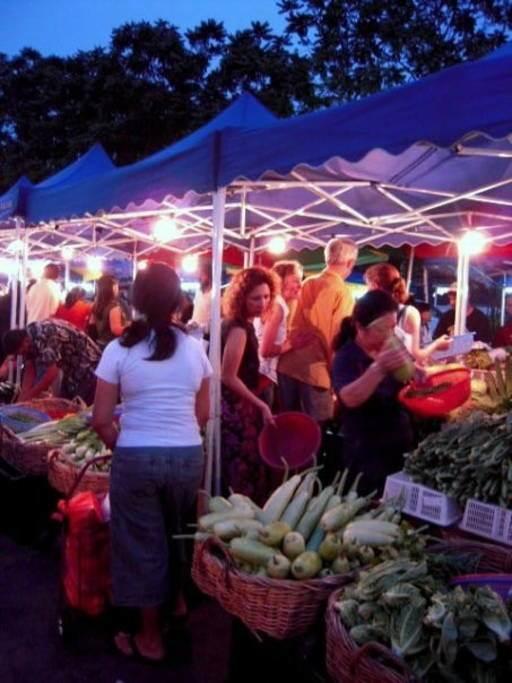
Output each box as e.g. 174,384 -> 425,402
377,335 -> 415,383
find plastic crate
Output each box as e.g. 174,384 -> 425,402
460,499 -> 512,546
383,471 -> 462,527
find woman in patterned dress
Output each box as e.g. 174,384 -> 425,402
221,267 -> 279,505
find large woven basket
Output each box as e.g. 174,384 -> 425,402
48,449 -> 110,497
0,398 -> 82,476
191,536 -> 353,640
325,539 -> 512,683
325,588 -> 415,683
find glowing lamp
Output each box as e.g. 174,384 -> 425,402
152,216 -> 180,242
61,246 -> 74,261
182,254 -> 198,274
459,231 -> 487,256
86,255 -> 103,274
29,260 -> 45,279
7,239 -> 24,254
137,260 -> 148,271
0,258 -> 14,275
268,236 -> 288,255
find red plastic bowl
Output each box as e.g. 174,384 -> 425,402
258,411 -> 322,470
399,368 -> 471,418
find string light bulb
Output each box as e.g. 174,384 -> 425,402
152,216 -> 180,242
182,254 -> 199,274
267,236 -> 288,255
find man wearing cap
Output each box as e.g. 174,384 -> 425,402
433,283 -> 492,343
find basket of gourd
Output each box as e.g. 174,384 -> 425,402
190,469 -> 400,640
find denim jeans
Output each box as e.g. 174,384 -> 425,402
110,445 -> 204,607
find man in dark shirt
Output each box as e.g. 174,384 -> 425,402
434,283 -> 492,343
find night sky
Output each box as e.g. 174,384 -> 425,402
0,0 -> 285,57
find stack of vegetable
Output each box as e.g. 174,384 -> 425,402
19,414 -> 111,473
472,359 -> 512,414
58,427 -> 111,471
464,349 -> 494,370
197,469 -> 427,581
404,412 -> 512,507
18,413 -> 89,446
333,558 -> 512,681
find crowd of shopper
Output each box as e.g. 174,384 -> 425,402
1,249 -> 508,663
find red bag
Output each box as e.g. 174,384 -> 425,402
56,491 -> 111,616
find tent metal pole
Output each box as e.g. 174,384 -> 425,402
64,261 -> 70,292
206,187 -> 226,496
16,224 -> 28,386
454,248 -> 470,336
132,244 -> 137,281
423,267 -> 429,303
248,237 -> 255,266
405,246 -> 415,292
501,281 -> 507,326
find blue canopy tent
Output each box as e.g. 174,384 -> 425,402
6,46 -> 512,491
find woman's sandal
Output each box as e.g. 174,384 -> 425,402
114,632 -> 166,665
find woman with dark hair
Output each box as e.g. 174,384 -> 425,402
254,260 -> 311,406
221,266 -> 278,503
365,263 -> 451,363
92,263 -> 211,662
90,275 -> 127,347
54,286 -> 92,331
332,290 -> 415,495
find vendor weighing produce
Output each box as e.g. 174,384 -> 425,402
3,319 -> 101,403
332,290 -> 415,495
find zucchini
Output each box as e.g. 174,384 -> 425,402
261,474 -> 302,524
229,537 -> 278,566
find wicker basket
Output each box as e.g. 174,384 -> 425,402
0,398 -> 83,476
325,539 -> 512,683
0,425 -> 50,475
191,536 -> 353,640
325,588 -> 416,683
48,449 -> 110,497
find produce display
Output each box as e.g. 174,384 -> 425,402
333,559 -> 512,682
19,413 -> 111,472
404,412 -> 512,507
197,469 -> 428,581
18,413 -> 89,446
463,349 -> 494,370
472,359 -> 512,414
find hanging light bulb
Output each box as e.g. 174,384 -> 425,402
7,239 -> 24,254
182,254 -> 199,274
86,255 -> 103,275
29,260 -> 45,279
61,246 -> 74,261
137,260 -> 148,271
267,236 -> 288,255
152,216 -> 180,242
459,231 -> 487,256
